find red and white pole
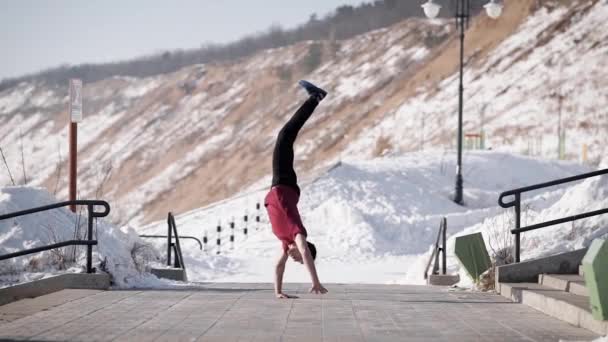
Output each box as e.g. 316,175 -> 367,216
69,122 -> 77,212
68,79 -> 83,212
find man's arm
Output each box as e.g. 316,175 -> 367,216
274,251 -> 289,298
294,234 -> 327,294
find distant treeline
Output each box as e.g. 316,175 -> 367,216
0,0 -> 486,91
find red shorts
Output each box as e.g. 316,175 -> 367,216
264,185 -> 307,252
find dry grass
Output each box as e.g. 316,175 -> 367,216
0,146 -> 15,186
480,202 -> 537,291
43,221 -> 85,270
373,136 -> 393,157
478,265 -> 496,291
486,204 -> 535,267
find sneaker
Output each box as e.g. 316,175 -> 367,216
298,80 -> 327,101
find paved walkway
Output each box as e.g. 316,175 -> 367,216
0,283 -> 600,341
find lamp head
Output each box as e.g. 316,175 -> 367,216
421,0 -> 441,19
484,0 -> 503,19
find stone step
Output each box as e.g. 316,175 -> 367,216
569,281 -> 589,297
151,267 -> 187,281
540,274 -> 587,294
0,273 -> 110,306
499,282 -> 608,335
540,274 -> 588,297
539,274 -> 569,291
427,274 -> 460,286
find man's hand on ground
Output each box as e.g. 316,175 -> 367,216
310,283 -> 328,294
276,293 -> 298,299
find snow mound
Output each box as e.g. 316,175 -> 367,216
0,187 -> 165,288
522,170 -> 608,259
437,166 -> 608,287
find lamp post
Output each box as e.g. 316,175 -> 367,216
422,0 -> 502,205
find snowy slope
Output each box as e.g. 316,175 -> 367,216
140,151 -> 595,284
349,0 -> 608,163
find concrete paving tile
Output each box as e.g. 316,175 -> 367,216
197,336 -> 241,342
0,285 -> 601,341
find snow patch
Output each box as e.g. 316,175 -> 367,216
0,187 -> 166,288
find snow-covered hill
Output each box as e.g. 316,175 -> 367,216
0,0 -> 606,228
140,151 -> 603,285
350,0 -> 608,163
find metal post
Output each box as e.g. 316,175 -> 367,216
86,204 -> 93,273
256,203 -> 261,230
173,245 -> 180,268
167,214 -> 172,266
557,93 -> 563,159
170,214 -> 185,270
203,232 -> 208,253
454,0 -> 466,205
243,214 -> 248,236
69,122 -> 77,212
433,249 -> 440,275
68,79 -> 82,213
442,218 -> 447,275
230,220 -> 235,249
216,222 -> 221,255
514,193 -> 521,263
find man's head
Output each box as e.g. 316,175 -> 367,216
287,242 -> 317,264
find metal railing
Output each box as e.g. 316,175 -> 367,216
424,217 -> 447,280
0,200 -> 111,273
155,212 -> 186,269
139,235 -> 202,251
499,168 -> 608,262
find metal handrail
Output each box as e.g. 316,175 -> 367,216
0,200 -> 111,273
166,212 -> 186,270
424,217 -> 447,280
0,240 -> 97,260
498,168 -> 608,262
499,169 -> 608,208
513,208 -> 608,234
139,235 -> 203,250
0,200 -> 110,220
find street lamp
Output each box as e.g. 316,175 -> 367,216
421,0 -> 502,205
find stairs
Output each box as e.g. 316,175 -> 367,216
498,265 -> 608,335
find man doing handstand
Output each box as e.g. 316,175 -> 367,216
264,80 -> 328,299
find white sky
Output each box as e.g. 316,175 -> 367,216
0,0 -> 368,80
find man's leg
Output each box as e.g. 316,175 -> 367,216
272,97 -> 319,179
279,97 -> 318,144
